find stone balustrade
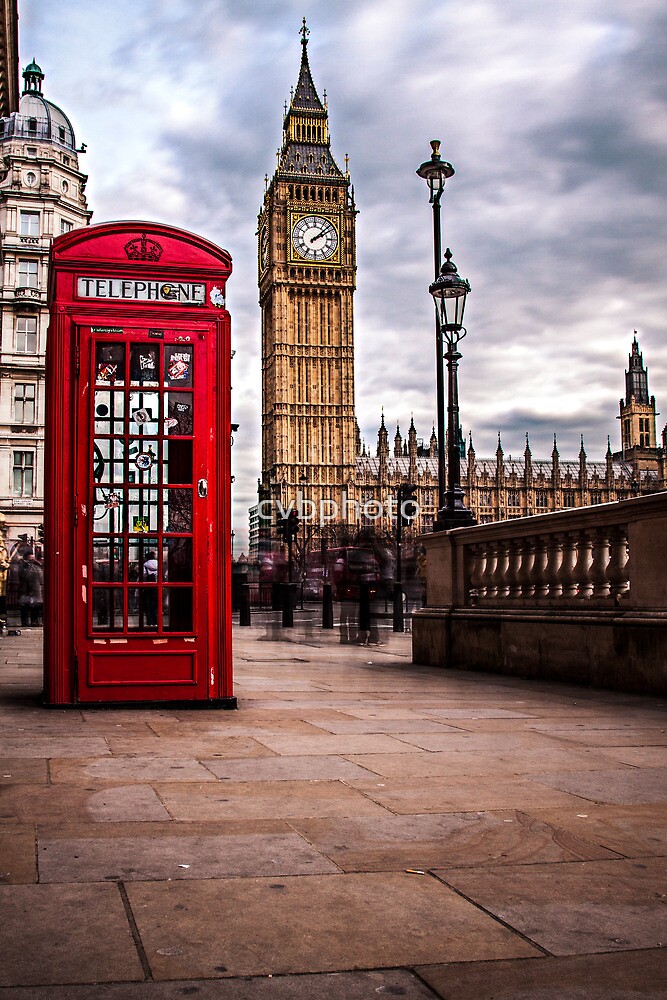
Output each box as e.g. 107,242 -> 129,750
466,523 -> 630,606
412,492 -> 667,695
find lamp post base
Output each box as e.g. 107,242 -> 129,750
434,488 -> 476,532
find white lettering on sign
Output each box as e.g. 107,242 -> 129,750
77,277 -> 206,305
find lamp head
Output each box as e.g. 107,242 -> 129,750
417,139 -> 455,203
429,249 -> 471,332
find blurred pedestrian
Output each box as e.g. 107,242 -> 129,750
17,550 -> 43,627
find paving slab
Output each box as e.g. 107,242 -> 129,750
0,883 -> 143,986
203,753 -> 376,782
0,783 -> 171,823
0,824 -> 36,883
347,774 -> 591,813
0,736 -> 111,758
38,829 -> 338,882
345,748 -> 628,779
0,969 -> 439,999
104,735 -> 276,758
437,857 -> 667,955
304,717 -> 466,734
146,719 -> 329,737
532,767 -> 667,804
527,803 -> 667,857
593,745 -> 667,767
126,871 -> 539,979
394,731 -> 571,753
49,756 -> 217,784
543,728 -> 667,747
155,778 -> 388,821
0,758 -> 48,784
418,949 -> 667,999
249,732 -> 422,755
291,809 -> 621,872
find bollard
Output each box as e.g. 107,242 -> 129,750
271,581 -> 283,611
358,582 -> 371,635
322,583 -> 334,629
239,583 -> 251,626
282,582 -> 295,628
393,583 -> 404,632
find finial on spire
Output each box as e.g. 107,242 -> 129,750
300,17 -> 310,45
264,174 -> 269,192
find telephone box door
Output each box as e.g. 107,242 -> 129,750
77,325 -> 213,700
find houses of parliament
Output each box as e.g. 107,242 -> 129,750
253,23 -> 666,552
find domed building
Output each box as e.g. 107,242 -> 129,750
0,60 -> 91,548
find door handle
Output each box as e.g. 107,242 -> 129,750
198,479 -> 208,498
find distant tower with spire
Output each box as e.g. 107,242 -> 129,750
616,335 -> 658,467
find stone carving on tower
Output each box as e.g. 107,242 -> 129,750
258,19 -> 357,531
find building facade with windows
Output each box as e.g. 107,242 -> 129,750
354,338 -> 666,535
0,60 -> 91,543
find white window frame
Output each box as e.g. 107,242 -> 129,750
17,259 -> 39,288
12,450 -> 34,497
14,383 -> 36,423
19,211 -> 40,236
15,316 -> 38,354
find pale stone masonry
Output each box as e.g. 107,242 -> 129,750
0,60 -> 91,545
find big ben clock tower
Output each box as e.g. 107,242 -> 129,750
258,19 -> 357,531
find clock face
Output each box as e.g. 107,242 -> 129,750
260,226 -> 269,270
291,215 -> 339,262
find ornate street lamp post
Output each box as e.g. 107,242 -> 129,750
417,140 -> 454,522
429,249 -> 476,529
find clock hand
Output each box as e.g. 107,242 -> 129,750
308,232 -> 327,246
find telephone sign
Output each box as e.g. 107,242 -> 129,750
44,221 -> 235,707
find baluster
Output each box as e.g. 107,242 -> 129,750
467,544 -> 484,602
507,540 -> 523,598
531,536 -> 549,599
573,531 -> 594,598
492,540 -> 510,599
544,534 -> 564,598
557,533 -> 578,598
589,530 -> 611,598
476,543 -> 492,598
517,538 -> 536,598
482,542 -> 498,598
607,527 -> 630,599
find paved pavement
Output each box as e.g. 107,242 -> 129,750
0,619 -> 666,998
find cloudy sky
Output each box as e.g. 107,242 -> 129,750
19,0 -> 667,549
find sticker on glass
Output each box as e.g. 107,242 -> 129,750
167,354 -> 190,381
133,516 -> 150,533
95,344 -> 125,384
130,344 -> 158,384
135,452 -> 155,471
103,491 -> 122,511
132,408 -> 152,425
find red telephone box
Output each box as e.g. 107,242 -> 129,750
44,221 -> 235,707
